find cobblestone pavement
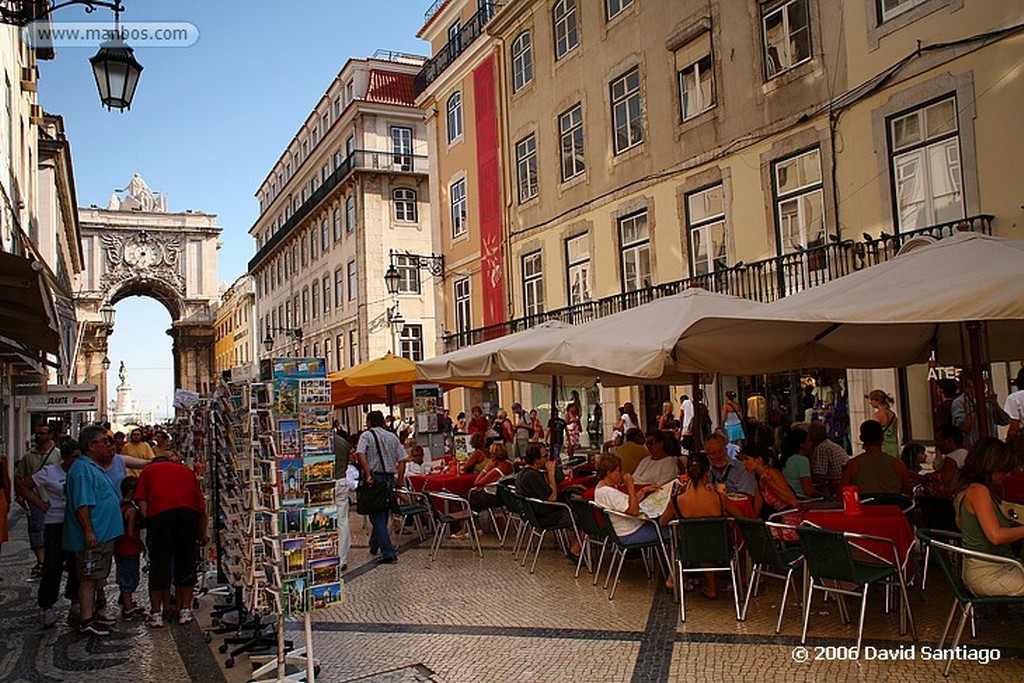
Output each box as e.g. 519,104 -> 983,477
0,508 -> 224,683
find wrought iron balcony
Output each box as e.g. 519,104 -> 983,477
442,215 -> 993,352
249,149 -> 428,272
414,3 -> 497,97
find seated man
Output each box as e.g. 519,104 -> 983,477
713,428 -> 741,460
615,428 -> 648,475
514,444 -> 581,557
841,420 -> 911,495
632,431 -> 680,486
808,421 -> 849,494
935,424 -> 968,492
707,433 -> 757,496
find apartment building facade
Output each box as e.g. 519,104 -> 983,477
248,53 -> 437,424
416,0 -> 1023,442
213,274 -> 257,379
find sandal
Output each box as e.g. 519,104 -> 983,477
699,586 -> 718,600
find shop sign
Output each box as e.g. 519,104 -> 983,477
12,371 -> 48,395
25,384 -> 98,412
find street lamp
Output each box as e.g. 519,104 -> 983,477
1,1 -> 142,112
101,355 -> 111,371
263,326 -> 303,353
384,264 -> 401,296
99,303 -> 116,326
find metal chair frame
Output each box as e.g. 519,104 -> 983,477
734,518 -> 804,633
520,496 -> 581,574
668,517 -> 742,622
594,503 -> 671,600
568,496 -> 610,583
425,491 -> 483,561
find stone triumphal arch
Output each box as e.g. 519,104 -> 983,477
74,175 -> 221,413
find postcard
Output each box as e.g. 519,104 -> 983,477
304,505 -> 338,534
278,459 -> 303,502
282,576 -> 307,615
307,581 -> 343,611
305,532 -> 338,562
302,454 -> 334,483
278,419 -> 300,455
274,379 -> 299,416
299,378 -> 332,405
282,537 -> 306,576
305,481 -> 335,506
300,405 -> 332,430
302,429 -> 333,455
280,504 -> 303,535
307,556 -> 340,585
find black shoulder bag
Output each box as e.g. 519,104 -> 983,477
356,428 -> 395,515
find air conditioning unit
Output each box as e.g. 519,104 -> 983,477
30,104 -> 43,124
21,67 -> 37,92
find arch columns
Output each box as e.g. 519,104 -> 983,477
169,322 -> 216,395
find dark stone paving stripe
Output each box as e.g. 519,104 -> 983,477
171,620 -> 228,683
631,587 -> 678,683
292,621 -> 643,642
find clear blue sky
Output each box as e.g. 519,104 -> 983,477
37,1 -> 431,419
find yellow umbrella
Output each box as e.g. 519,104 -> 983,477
330,353 -> 480,408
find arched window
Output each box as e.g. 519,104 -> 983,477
446,91 -> 463,143
393,188 -> 417,222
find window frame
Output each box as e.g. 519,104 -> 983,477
618,210 -> 651,293
446,91 -> 464,144
511,30 -> 534,93
393,187 -> 418,223
515,134 -> 538,203
398,324 -> 424,362
552,0 -> 579,61
678,51 -> 715,122
565,233 -> 591,306
559,103 -> 585,182
762,0 -> 812,80
393,254 -> 422,295
334,268 -> 344,307
521,250 -> 544,317
685,184 -> 729,277
610,67 -> 644,154
346,195 -> 356,232
347,260 -> 357,301
454,277 -> 471,334
391,126 -> 413,171
606,0 -> 634,21
772,147 -> 827,256
450,178 -> 468,239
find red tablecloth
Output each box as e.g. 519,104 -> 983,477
558,473 -> 597,493
728,495 -> 756,519
801,504 -> 914,568
407,473 -> 478,499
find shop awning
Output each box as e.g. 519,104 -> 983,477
0,251 -> 60,355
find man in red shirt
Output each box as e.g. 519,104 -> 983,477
134,456 -> 207,627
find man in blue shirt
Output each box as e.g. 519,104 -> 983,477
706,433 -> 756,496
64,425 -> 123,637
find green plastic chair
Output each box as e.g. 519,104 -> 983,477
519,495 -> 581,574
568,496 -> 610,583
594,502 -> 671,600
922,531 -> 1024,677
734,517 -> 803,633
495,483 -> 529,557
425,491 -> 482,561
392,486 -> 432,541
669,517 -> 742,622
796,525 -> 916,654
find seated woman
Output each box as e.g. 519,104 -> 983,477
593,453 -> 666,545
741,444 -> 799,520
660,452 -> 748,598
462,432 -> 490,475
955,437 -> 1024,597
779,428 -> 817,498
468,442 -> 514,511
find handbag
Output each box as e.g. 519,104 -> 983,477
355,428 -> 395,515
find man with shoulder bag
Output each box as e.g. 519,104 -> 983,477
15,423 -> 61,580
354,411 -> 404,565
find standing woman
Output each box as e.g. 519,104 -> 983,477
868,390 -> 899,457
721,391 -> 745,446
565,395 -> 582,459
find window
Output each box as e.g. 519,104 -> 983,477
293,295 -> 299,325
559,104 -> 585,181
454,278 -> 471,334
553,0 -> 579,60
686,184 -> 728,277
511,31 -> 533,92
348,329 -> 358,367
394,254 -> 421,294
300,236 -> 307,267
322,277 -> 330,314
391,126 -> 413,171
310,229 -> 318,261
336,333 -> 344,369
447,19 -> 462,51
347,260 -> 357,301
311,283 -> 318,319
323,337 -> 331,372
521,251 -> 544,317
313,341 -> 319,357
393,188 -> 417,222
446,92 -> 463,144
321,219 -> 329,252
676,32 -> 715,121
301,288 -> 309,323
762,0 -> 811,78
611,67 -> 643,153
774,148 -> 825,254
334,268 -> 344,307
333,207 -> 342,240
565,234 -> 591,306
879,0 -> 927,22
606,0 -> 633,20
345,135 -> 355,159
889,96 -> 963,232
285,300 -> 292,328
399,324 -> 424,361
515,134 -> 538,202
618,211 -> 650,292
346,196 -> 356,232
450,178 -> 467,239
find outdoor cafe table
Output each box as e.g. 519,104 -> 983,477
407,472 -> 478,499
799,504 -> 915,570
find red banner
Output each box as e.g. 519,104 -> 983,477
473,56 -> 505,334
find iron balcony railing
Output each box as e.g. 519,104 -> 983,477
248,150 -> 429,272
443,215 -> 994,352
414,3 -> 497,97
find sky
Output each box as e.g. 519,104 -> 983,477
37,0 -> 431,419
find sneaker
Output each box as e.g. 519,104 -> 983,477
41,608 -> 59,629
146,612 -> 164,628
91,615 -> 117,628
28,564 -> 43,582
78,619 -> 112,637
178,608 -> 194,625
